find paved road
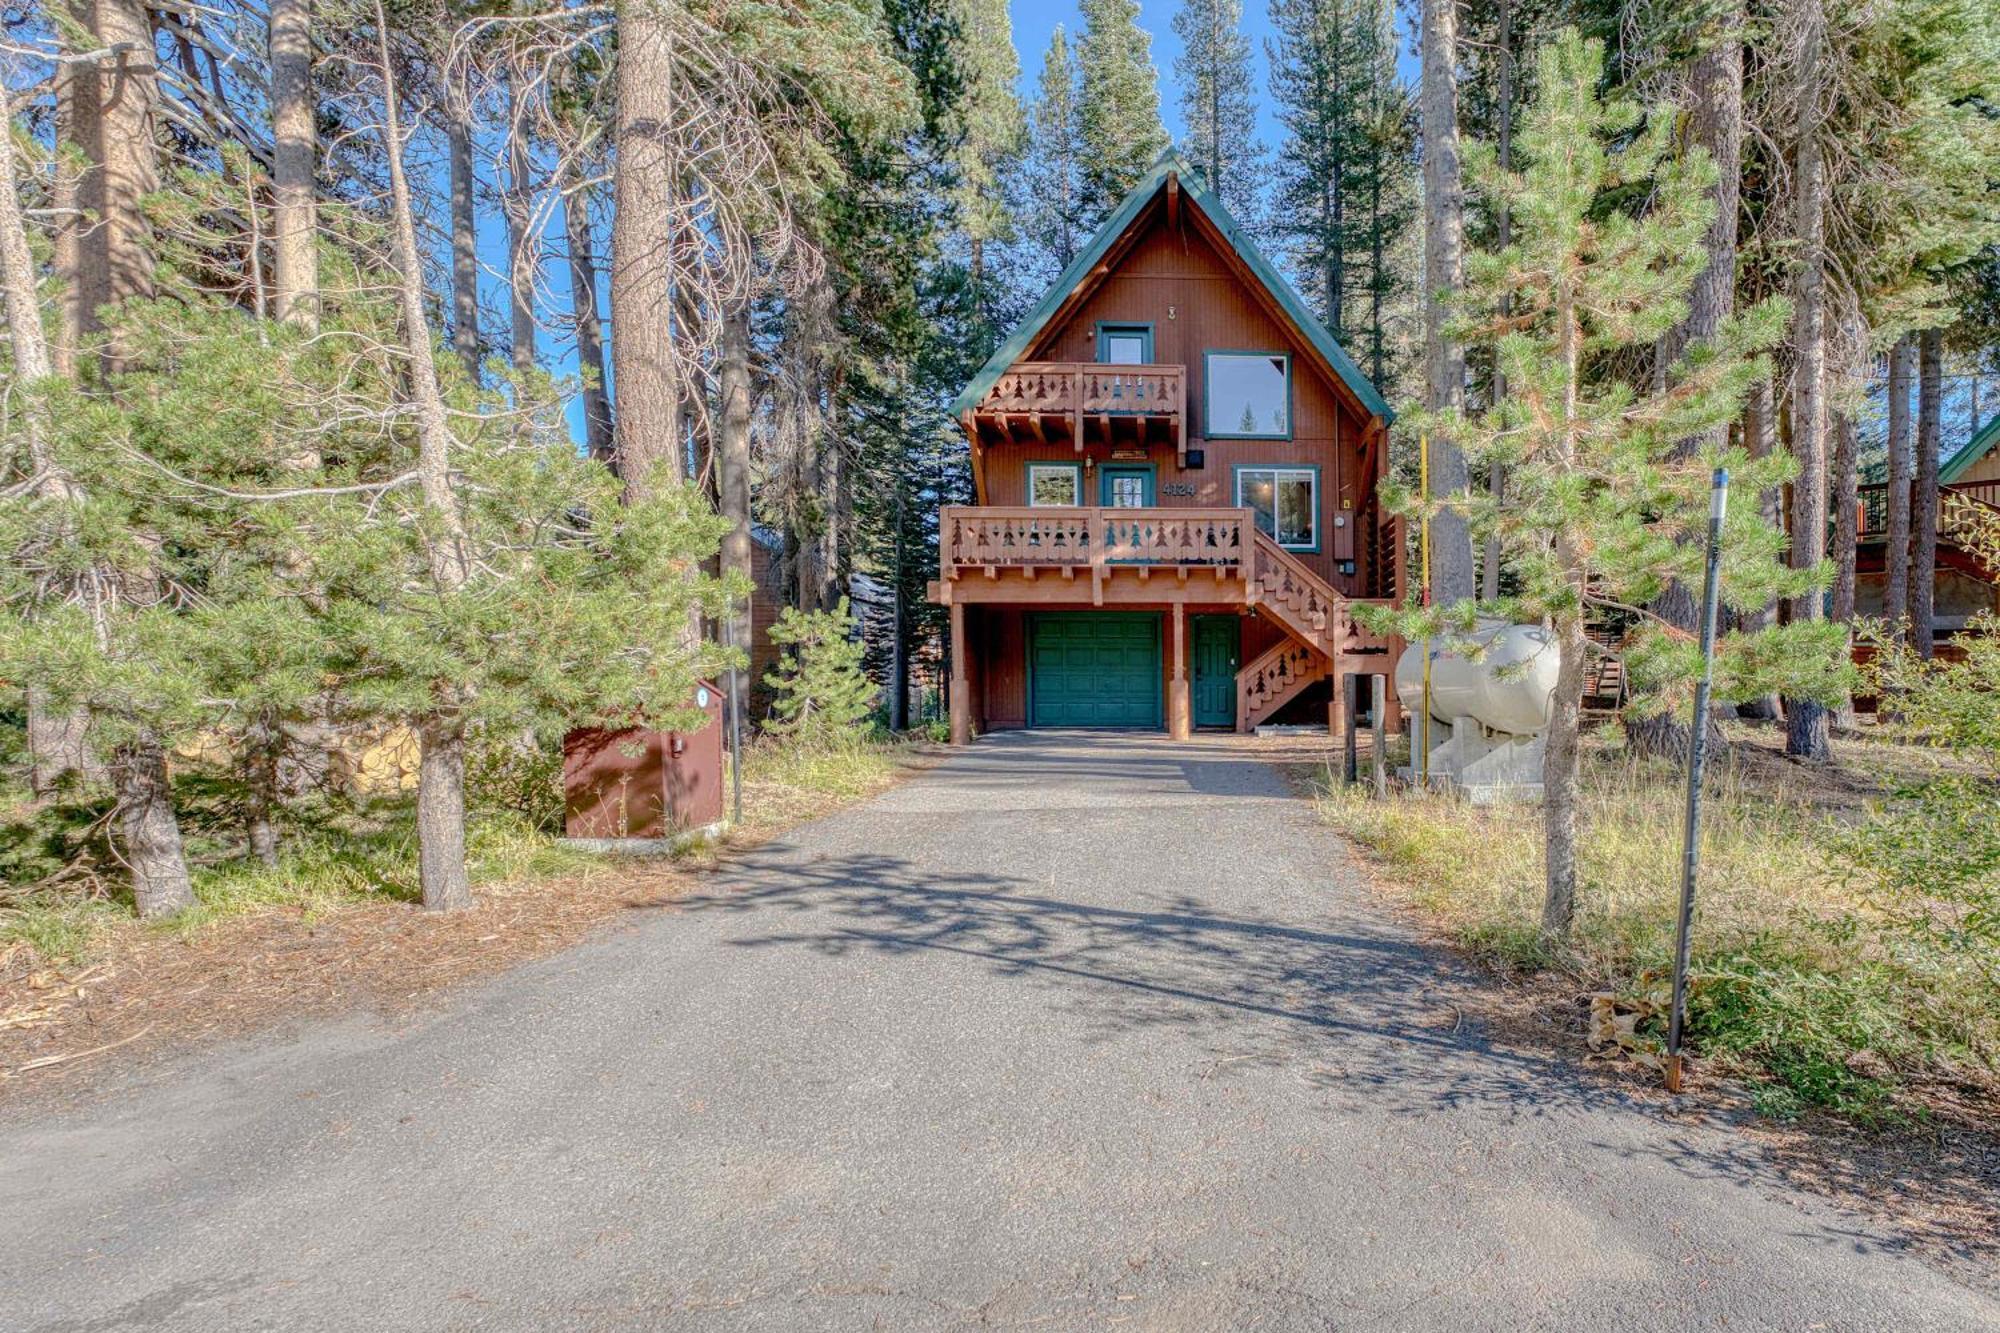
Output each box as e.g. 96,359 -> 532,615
3,733 -> 1993,1331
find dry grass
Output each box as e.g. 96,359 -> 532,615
1311,721 -> 1999,1124
1294,720 -> 2000,1283
0,734 -> 936,1101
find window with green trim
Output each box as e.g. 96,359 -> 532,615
1097,323 -> 1153,365
1206,352 -> 1290,438
1027,462 -> 1083,506
1235,466 -> 1317,549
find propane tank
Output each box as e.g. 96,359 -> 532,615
1393,622 -> 1560,737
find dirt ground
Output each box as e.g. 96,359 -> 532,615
0,748 -> 942,1108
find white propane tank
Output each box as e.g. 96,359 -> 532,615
1393,622 -> 1560,737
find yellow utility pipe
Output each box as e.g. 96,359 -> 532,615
1419,433 -> 1433,787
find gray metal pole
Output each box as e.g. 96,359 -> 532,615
1666,468 -> 1729,1094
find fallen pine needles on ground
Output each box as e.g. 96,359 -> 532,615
0,733 -> 933,1099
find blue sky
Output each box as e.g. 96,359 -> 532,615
1008,1 -> 1421,149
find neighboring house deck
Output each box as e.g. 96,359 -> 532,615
930,153 -> 1404,742
1853,414 -> 2000,636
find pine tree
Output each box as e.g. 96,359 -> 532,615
949,0 -> 1026,328
764,600 -> 878,745
1376,29 -> 1847,938
1075,0 -> 1171,218
1021,27 -> 1089,280
1172,0 -> 1266,229
1268,0 -> 1413,386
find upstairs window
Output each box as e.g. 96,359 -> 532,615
1206,351 -> 1291,438
1235,466 -> 1318,551
1027,462 -> 1082,507
1096,323 -> 1153,365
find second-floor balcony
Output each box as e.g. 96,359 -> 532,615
1857,478 -> 2000,541
969,362 -> 1186,455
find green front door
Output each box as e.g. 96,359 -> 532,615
1029,613 -> 1162,729
1192,616 -> 1239,728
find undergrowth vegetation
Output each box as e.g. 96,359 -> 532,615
2,724 -> 920,974
1316,727 -> 2000,1124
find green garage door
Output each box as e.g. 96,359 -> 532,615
1029,613 -> 1162,729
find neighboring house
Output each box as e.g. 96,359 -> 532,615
747,527 -> 786,722
928,152 -> 1403,743
1855,413 -> 2000,639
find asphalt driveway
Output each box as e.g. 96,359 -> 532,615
2,732 -> 1993,1330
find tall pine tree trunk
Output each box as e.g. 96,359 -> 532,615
718,303 -> 754,722
117,743 -> 195,917
1628,9 -> 1741,760
611,0 -> 684,501
1830,306 -> 1863,629
1481,0 -> 1514,603
1419,0 -> 1475,605
1737,377 -> 1782,721
375,0 -> 474,910
562,169 -> 614,460
1913,327 -> 1942,660
1883,334 -> 1914,633
72,1 -> 197,907
1541,266 -> 1584,938
72,0 -> 156,368
1783,0 -> 1831,762
448,96 -> 481,381
269,0 -> 318,329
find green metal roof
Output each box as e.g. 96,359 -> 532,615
952,150 -> 1393,424
1941,411 -> 2000,483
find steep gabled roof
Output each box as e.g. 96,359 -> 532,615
1942,412 -> 2000,484
953,151 -> 1393,424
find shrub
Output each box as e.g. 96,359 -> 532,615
763,598 -> 876,746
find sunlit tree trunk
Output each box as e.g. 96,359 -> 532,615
374,0 -> 475,910
1783,0 -> 1831,762
270,0 -> 318,330
610,0 -> 684,501
1419,0 -> 1474,605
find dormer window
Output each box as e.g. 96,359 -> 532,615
1206,351 -> 1291,439
1096,323 -> 1153,365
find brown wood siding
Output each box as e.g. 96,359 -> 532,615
979,215 -> 1380,594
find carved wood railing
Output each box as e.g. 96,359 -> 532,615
973,363 -> 1187,451
1235,638 -> 1328,733
940,506 -> 1250,579
1247,530 -> 1342,650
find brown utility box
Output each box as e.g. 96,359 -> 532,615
562,682 -> 725,843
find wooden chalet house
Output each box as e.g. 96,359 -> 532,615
930,153 -> 1404,744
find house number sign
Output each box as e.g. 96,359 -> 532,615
1161,482 -> 1199,497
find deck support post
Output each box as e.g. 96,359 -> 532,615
1169,603 -> 1191,740
1328,652 -> 1349,738
949,601 -> 972,745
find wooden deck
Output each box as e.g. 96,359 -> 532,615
933,505 -> 1401,741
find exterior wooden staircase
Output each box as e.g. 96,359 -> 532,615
1237,638 -> 1328,730
1235,531 -> 1345,731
